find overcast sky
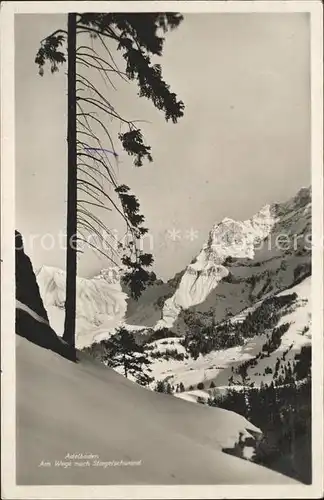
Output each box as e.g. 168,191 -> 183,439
15,13 -> 310,281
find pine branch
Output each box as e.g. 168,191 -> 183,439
77,199 -> 112,212
76,105 -> 119,163
76,73 -> 117,112
77,214 -> 119,256
77,217 -> 119,255
76,235 -> 119,265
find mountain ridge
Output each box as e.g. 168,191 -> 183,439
36,186 -> 311,348
155,186 -> 311,331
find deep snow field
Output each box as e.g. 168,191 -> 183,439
16,336 -> 299,485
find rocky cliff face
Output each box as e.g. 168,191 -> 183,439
155,187 -> 311,331
15,230 -> 49,323
15,230 -> 75,361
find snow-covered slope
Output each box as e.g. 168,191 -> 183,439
16,336 -> 300,485
146,276 -> 311,399
155,187 -> 311,331
36,266 -> 128,348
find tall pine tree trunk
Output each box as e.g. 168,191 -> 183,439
63,13 -> 77,349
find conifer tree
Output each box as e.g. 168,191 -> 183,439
35,12 -> 184,349
100,327 -> 154,386
154,380 -> 166,393
166,383 -> 172,394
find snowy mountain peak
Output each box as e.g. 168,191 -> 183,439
276,186 -> 311,216
208,203 -> 277,261
36,265 -> 66,308
155,188 -> 311,330
36,265 -> 64,279
292,186 -> 311,207
36,265 -> 128,347
36,186 -> 311,347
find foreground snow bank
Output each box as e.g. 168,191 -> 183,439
16,337 -> 299,485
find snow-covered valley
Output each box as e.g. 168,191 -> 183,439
145,277 -> 311,403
